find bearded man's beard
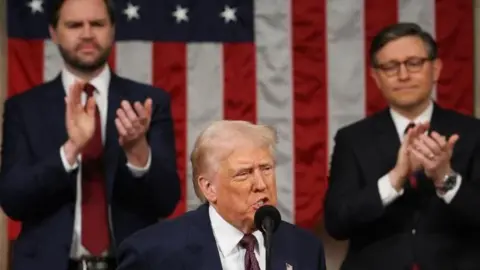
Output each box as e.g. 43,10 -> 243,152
58,43 -> 112,73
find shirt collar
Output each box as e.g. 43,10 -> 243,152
61,65 -> 111,96
389,100 -> 433,140
208,205 -> 264,257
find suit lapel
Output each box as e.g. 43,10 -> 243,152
185,204 -> 223,270
428,103 -> 451,138
271,224 -> 296,270
374,109 -> 401,172
44,75 -> 69,148
104,74 -> 125,201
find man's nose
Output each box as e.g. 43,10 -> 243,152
253,169 -> 267,190
397,64 -> 410,81
80,24 -> 94,38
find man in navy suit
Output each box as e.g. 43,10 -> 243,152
116,120 -> 326,270
0,0 -> 180,269
325,23 -> 480,270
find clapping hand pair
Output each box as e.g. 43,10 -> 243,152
64,81 -> 152,167
390,122 -> 459,190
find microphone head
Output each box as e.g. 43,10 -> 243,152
254,205 -> 281,234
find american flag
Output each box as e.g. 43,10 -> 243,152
5,0 -> 474,240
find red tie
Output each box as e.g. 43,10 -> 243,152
81,83 -> 110,256
239,234 -> 261,270
404,122 -> 417,188
405,122 -> 420,270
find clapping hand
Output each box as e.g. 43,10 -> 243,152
115,98 -> 153,167
389,122 -> 429,191
65,81 -> 96,152
407,130 -> 459,185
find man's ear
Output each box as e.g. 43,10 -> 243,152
198,176 -> 217,203
369,67 -> 382,89
432,58 -> 442,83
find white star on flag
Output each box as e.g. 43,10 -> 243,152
172,5 -> 189,23
27,0 -> 43,14
220,5 -> 237,23
123,2 -> 140,21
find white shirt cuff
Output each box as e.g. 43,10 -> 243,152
60,146 -> 79,172
126,147 -> 152,177
436,174 -> 462,204
378,173 -> 404,206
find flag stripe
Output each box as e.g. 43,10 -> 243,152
292,0 -> 328,228
186,43 -> 224,210
398,0 -> 435,37
398,0 -> 437,100
434,0 -> 474,115
254,0 -> 295,223
364,0 -> 398,116
108,45 -> 116,71
223,43 -> 257,123
44,40 -> 62,82
326,0 -> 366,163
152,43 -> 188,217
116,41 -> 152,84
7,39 -> 44,97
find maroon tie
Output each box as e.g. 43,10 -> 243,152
239,234 -> 261,270
405,123 -> 420,270
81,83 -> 110,256
404,122 -> 417,188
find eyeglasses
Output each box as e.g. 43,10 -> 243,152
374,57 -> 433,77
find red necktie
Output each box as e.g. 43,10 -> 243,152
81,83 -> 110,256
405,123 -> 420,270
404,122 -> 417,188
239,234 -> 261,270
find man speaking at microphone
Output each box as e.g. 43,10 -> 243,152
116,120 -> 327,270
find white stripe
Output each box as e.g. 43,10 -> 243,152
254,0 -> 294,223
115,41 -> 152,84
44,40 -> 63,81
398,0 -> 437,100
186,43 -> 224,210
327,0 -> 366,159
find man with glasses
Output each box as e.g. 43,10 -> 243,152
324,22 -> 480,270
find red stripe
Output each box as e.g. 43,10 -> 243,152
108,44 -> 116,71
7,38 -> 45,240
223,43 -> 257,123
7,39 -> 44,97
152,43 -> 187,218
434,0 -> 473,114
364,0 -> 398,116
292,0 -> 328,229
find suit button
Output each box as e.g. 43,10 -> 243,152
412,229 -> 416,235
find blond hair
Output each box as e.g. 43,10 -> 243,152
190,120 -> 277,202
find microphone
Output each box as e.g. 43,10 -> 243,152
254,205 -> 281,270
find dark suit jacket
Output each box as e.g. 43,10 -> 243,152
116,203 -> 326,270
0,73 -> 181,270
324,104 -> 480,270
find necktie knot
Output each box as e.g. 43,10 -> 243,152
84,83 -> 96,97
404,122 -> 416,135
239,234 -> 257,252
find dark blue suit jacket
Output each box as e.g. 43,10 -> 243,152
0,73 -> 181,270
116,203 -> 326,270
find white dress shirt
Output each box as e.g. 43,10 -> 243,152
209,205 -> 266,270
377,100 -> 462,206
59,65 -> 152,258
